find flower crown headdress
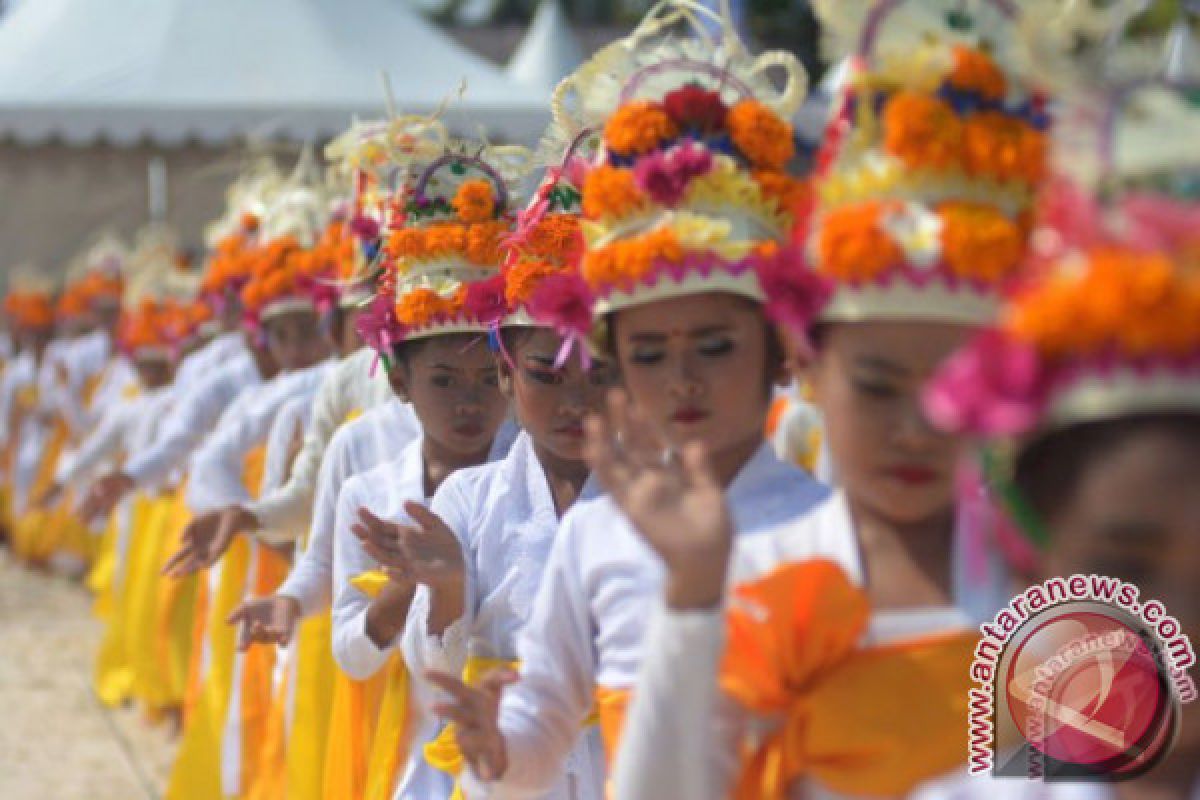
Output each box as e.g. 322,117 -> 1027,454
354,112 -> 532,356
120,227 -> 197,360
806,0 -> 1050,325
557,0 -> 831,340
926,79 -> 1200,444
201,159 -> 283,303
3,266 -> 56,332
239,154 -> 335,329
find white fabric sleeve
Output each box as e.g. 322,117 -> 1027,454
330,478 -> 395,679
398,478 -> 475,710
611,606 -> 741,800
123,370 -> 237,488
276,423 -> 346,617
486,515 -> 597,797
184,400 -> 270,514
54,402 -> 131,487
247,362 -> 347,540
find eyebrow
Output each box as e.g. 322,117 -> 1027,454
523,353 -> 559,367
1095,520 -> 1165,545
851,356 -> 909,377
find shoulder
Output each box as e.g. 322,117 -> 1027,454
733,492 -> 859,583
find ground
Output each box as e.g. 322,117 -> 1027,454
0,548 -> 174,799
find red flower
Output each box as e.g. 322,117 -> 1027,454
463,275 -> 509,325
526,273 -> 595,337
663,85 -> 728,131
754,245 -> 832,333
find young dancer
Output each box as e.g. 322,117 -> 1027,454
427,3 -> 828,795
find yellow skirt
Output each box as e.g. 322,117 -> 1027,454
286,611 -> 337,800
164,535 -> 252,800
125,494 -> 177,718
92,498 -> 150,708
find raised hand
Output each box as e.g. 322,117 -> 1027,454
426,668 -> 517,783
162,506 -> 257,578
583,389 -> 734,610
80,471 -> 134,520
351,503 -> 465,592
226,594 -> 301,651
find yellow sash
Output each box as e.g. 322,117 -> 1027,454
719,559 -> 975,799
285,612 -> 336,800
424,657 -> 519,800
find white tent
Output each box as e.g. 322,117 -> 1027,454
0,0 -> 550,145
505,0 -> 583,94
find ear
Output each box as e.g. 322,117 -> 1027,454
775,325 -> 816,384
496,353 -> 515,400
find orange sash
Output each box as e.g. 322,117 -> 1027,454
719,559 -> 975,799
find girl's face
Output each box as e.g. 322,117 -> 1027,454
133,357 -> 173,390
1044,426 -> 1200,647
612,292 -> 782,457
499,328 -> 618,464
391,335 -> 509,458
807,321 -> 969,525
264,309 -> 332,372
1040,423 -> 1200,775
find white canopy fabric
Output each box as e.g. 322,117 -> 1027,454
0,0 -> 550,145
505,0 -> 583,93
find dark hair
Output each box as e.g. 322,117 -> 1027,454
1013,413 -> 1200,523
496,326 -> 537,362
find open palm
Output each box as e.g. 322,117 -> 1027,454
584,389 -> 734,609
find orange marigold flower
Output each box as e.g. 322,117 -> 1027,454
963,112 -> 1046,185
728,100 -> 794,170
466,221 -> 507,265
604,101 -> 679,156
939,202 -> 1024,282
526,213 -> 582,262
883,92 -> 963,172
424,225 -> 468,257
504,259 -> 565,305
754,171 -> 808,219
453,179 -> 497,224
947,46 -> 1007,101
395,288 -> 450,327
582,228 -> 684,290
816,202 -> 904,281
388,229 -> 426,260
582,166 -> 645,220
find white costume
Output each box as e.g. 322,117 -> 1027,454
402,431 -> 607,800
121,347 -> 259,488
248,346 -> 394,545
481,446 -> 829,798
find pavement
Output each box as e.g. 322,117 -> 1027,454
0,547 -> 174,799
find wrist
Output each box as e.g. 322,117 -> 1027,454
664,558 -> 727,611
426,577 -> 466,636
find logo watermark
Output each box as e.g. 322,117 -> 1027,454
968,575 -> 1196,781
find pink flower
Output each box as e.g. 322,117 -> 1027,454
633,141 -> 714,207
356,293 -> 401,354
1121,193 -> 1200,253
526,273 -> 595,337
754,245 -> 832,333
350,214 -> 381,241
464,275 -> 510,325
923,331 -> 1050,437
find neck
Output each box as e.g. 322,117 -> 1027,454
708,435 -> 763,489
847,496 -> 956,607
422,436 -> 492,497
532,441 -> 589,518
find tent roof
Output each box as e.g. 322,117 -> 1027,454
505,0 -> 583,93
0,0 -> 549,145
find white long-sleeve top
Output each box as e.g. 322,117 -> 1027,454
173,331 -> 247,388
260,395 -> 313,509
54,386 -> 169,488
612,490 -> 1016,800
122,348 -> 259,488
402,431 -> 607,800
0,350 -> 35,451
329,420 -> 519,679
480,445 -> 829,799
185,361 -> 332,515
277,399 -> 419,617
247,347 -> 395,543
